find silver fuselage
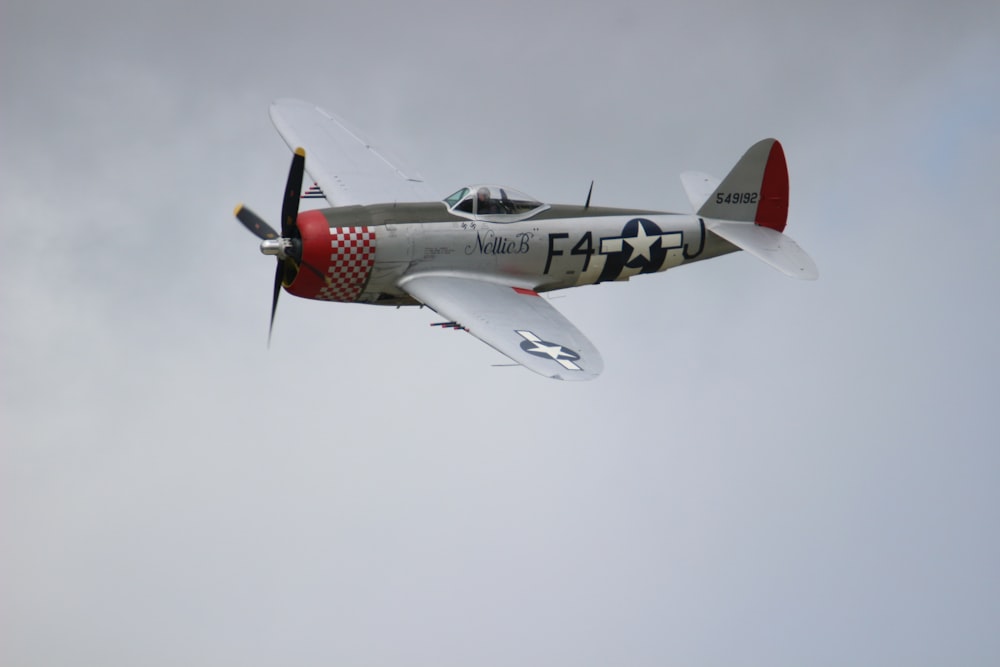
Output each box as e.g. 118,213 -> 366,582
293,203 -> 738,306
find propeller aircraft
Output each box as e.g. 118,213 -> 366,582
234,99 -> 817,381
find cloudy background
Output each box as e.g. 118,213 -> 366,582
3,0 -> 999,664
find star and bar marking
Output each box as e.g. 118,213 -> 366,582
515,330 -> 582,371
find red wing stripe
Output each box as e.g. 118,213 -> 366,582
513,287 -> 539,296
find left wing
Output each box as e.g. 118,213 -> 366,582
269,98 -> 436,206
398,275 -> 603,381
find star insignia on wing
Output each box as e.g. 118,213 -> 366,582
515,330 -> 582,371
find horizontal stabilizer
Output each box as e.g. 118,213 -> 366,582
708,220 -> 818,280
680,171 -> 720,212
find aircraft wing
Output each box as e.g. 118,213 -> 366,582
398,275 -> 603,381
269,98 -> 436,206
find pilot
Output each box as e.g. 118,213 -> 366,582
476,187 -> 499,215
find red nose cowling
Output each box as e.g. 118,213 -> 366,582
285,210 -> 377,302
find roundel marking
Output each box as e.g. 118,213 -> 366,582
515,330 -> 582,371
597,218 -> 680,282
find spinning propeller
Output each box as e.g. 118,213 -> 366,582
234,147 -> 326,344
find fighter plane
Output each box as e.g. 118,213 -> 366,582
234,99 -> 817,381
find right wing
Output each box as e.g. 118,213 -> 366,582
399,274 -> 603,381
269,98 -> 436,206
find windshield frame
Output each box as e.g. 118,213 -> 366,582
443,185 -> 549,222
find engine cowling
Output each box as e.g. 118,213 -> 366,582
284,210 -> 377,303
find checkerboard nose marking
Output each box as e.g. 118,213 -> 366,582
315,227 -> 376,302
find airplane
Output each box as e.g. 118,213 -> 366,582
234,98 -> 817,381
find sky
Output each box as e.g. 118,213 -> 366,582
2,0 -> 999,665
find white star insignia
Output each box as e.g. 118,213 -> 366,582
623,224 -> 658,264
515,330 -> 582,371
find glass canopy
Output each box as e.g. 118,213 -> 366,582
443,185 -> 548,221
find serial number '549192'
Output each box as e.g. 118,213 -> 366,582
716,192 -> 758,204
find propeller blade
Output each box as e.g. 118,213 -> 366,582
281,147 -> 306,239
235,204 -> 279,240
295,251 -> 329,283
236,147 -> 308,347
284,254 -> 333,288
268,260 -> 283,346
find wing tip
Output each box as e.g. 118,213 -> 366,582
271,97 -> 310,108
549,371 -> 602,382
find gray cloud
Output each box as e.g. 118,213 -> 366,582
3,1 -> 999,665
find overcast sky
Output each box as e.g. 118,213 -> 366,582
3,1 -> 999,665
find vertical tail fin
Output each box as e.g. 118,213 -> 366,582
686,139 -> 817,280
696,138 -> 788,232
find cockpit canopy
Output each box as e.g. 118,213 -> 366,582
444,185 -> 549,222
